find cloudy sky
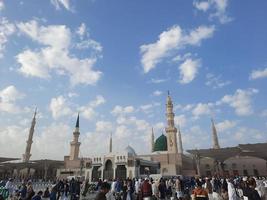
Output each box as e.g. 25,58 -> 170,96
0,0 -> 267,160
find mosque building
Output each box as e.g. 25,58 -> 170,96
0,109 -> 64,180
58,92 -> 267,181
58,116 -> 160,180
58,92 -> 196,181
1,92 -> 266,180
139,93 -> 195,176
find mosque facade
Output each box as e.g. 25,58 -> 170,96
58,93 -> 196,181
1,93 -> 266,180
58,93 -> 267,181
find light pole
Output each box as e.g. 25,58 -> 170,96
80,157 -> 84,177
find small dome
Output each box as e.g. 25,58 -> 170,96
124,145 -> 137,156
154,134 -> 167,151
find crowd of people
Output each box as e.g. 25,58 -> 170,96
94,176 -> 267,200
0,178 -> 82,200
0,176 -> 266,200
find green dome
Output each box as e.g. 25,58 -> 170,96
154,134 -> 167,151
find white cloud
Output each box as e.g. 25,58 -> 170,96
219,88 -> 258,116
152,90 -> 162,96
75,23 -> 103,53
0,121 -> 73,160
49,95 -> 72,119
122,106 -> 134,113
16,49 -> 51,79
193,0 -> 232,24
0,85 -> 25,103
135,119 -> 150,131
216,120 -> 236,132
111,105 -> 135,116
68,92 -> 79,98
0,18 -> 16,58
17,20 -> 70,48
206,73 -> 231,89
115,125 -> 131,139
232,127 -> 265,143
0,85 -> 25,113
178,58 -> 201,84
76,23 -> 86,38
233,130 -> 244,141
140,102 -> 160,114
50,0 -> 71,11
116,116 -> 127,125
0,1 -> 4,11
95,121 -> 113,133
193,1 -> 210,11
140,25 -> 214,73
249,68 -> 267,80
16,20 -> 102,86
182,126 -> 210,149
140,26 -> 182,73
183,104 -> 195,111
172,53 -> 192,63
150,78 -> 168,84
175,103 -> 195,112
174,114 -> 187,128
89,95 -> 106,108
192,103 -> 213,117
76,39 -> 103,53
79,95 -> 106,120
182,25 -> 215,46
32,123 -> 72,159
153,122 -> 165,132
79,106 -> 95,120
0,125 -> 28,158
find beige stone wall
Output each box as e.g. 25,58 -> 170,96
148,153 -> 184,175
200,156 -> 267,176
65,159 -> 81,169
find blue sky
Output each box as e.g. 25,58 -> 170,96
0,0 -> 267,160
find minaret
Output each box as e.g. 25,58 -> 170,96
23,108 -> 37,162
211,118 -> 220,149
151,127 -> 155,153
109,132 -> 112,153
165,91 -> 178,153
69,114 -> 81,160
177,125 -> 183,154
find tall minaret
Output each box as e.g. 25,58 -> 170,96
69,114 -> 81,160
165,91 -> 178,153
211,118 -> 220,149
151,127 -> 155,153
23,108 -> 37,162
177,125 -> 183,154
109,132 -> 112,153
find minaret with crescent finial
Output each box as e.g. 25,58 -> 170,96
211,118 -> 220,149
69,113 -> 81,160
109,132 -> 112,153
165,91 -> 178,153
151,127 -> 155,153
177,125 -> 183,154
23,108 -> 37,162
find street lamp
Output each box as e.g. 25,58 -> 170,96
80,157 -> 84,177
